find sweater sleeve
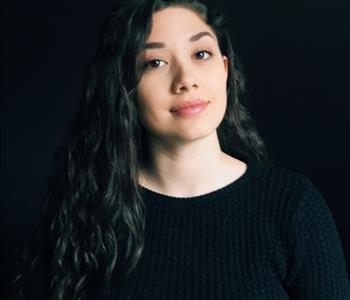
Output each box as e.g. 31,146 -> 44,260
285,175 -> 350,299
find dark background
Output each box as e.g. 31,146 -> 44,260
2,0 -> 349,297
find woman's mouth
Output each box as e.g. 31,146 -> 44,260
170,99 -> 209,117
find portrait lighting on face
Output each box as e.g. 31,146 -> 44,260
136,7 -> 228,147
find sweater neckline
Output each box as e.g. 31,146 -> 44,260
139,159 -> 262,207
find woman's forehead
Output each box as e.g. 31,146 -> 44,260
146,6 -> 213,43
142,31 -> 217,52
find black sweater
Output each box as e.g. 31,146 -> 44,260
96,160 -> 350,299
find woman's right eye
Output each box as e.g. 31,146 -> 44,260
143,59 -> 167,70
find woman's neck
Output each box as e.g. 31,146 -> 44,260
138,132 -> 246,197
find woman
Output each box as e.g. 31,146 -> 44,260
12,0 -> 350,299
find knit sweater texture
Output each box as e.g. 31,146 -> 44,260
95,160 -> 350,299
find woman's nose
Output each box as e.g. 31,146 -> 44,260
171,62 -> 199,94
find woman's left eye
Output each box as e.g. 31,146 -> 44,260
195,50 -> 212,60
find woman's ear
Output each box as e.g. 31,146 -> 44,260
223,55 -> 229,80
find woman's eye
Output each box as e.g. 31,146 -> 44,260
195,50 -> 212,60
142,50 -> 212,71
143,59 -> 166,70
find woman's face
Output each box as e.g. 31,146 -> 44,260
136,6 -> 228,143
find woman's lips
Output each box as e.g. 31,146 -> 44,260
170,99 -> 209,117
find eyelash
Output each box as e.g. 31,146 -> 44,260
142,49 -> 213,71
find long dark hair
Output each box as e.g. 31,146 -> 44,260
12,0 -> 269,299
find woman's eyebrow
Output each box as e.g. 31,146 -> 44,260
143,31 -> 215,50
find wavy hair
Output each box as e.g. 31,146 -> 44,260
11,0 -> 269,299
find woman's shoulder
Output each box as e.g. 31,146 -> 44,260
252,159 -> 317,191
248,161 -> 322,202
255,162 -> 350,295
247,160 -> 340,248
222,156 -> 319,201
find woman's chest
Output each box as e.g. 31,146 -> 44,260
105,216 -> 289,299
